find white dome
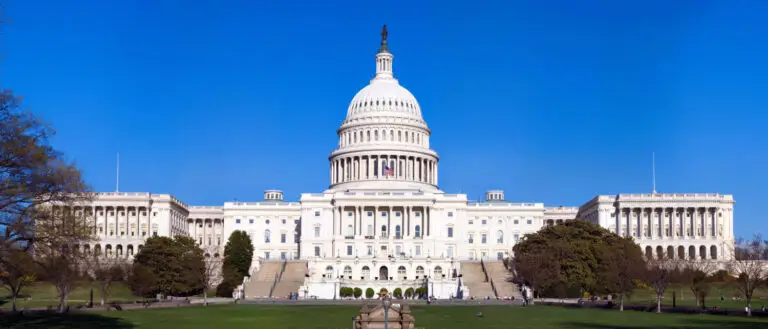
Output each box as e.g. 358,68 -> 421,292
345,79 -> 423,121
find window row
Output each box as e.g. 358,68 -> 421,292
338,128 -> 428,148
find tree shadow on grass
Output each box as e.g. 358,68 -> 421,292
561,317 -> 768,329
0,312 -> 134,329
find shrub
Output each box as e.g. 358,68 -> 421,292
405,288 -> 414,299
354,287 -> 363,299
365,288 -> 375,299
393,288 -> 403,298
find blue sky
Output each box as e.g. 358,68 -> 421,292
2,1 -> 766,237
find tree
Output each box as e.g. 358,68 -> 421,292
354,287 -> 363,299
596,236 -> 645,311
393,287 -> 403,298
365,287 -> 375,299
728,235 -> 768,316
200,246 -> 222,306
678,260 -> 717,310
513,219 -> 631,297
84,255 -> 128,306
644,256 -> 679,313
222,231 -> 253,278
404,287 -> 414,299
130,236 -> 206,298
0,249 -> 38,311
0,90 -> 91,254
33,205 -> 94,313
216,231 -> 253,298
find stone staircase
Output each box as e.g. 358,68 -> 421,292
460,261 -> 495,299
485,261 -> 522,299
271,260 -> 308,298
244,261 -> 282,299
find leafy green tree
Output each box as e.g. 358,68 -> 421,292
404,287 -> 414,299
216,231 -> 253,297
513,219 -> 646,301
365,288 -> 375,298
130,236 -> 205,297
223,231 -> 254,279
393,288 -> 402,298
596,236 -> 646,311
353,287 -> 363,299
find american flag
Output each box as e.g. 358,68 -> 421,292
383,162 -> 394,176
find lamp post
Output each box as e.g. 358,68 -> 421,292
382,293 -> 392,329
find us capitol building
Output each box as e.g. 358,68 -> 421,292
76,27 -> 735,299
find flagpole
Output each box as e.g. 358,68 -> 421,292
652,152 -> 656,194
116,152 -> 120,192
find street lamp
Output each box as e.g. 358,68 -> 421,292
382,293 -> 392,329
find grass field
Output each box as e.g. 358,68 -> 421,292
2,304 -> 768,329
0,282 -> 140,310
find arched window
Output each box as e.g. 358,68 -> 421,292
415,225 -> 421,237
390,130 -> 394,141
362,266 -> 370,280
398,266 -> 406,279
367,131 -> 371,142
710,245 -> 718,260
343,266 -> 352,278
416,266 -> 424,276
265,229 -> 271,243
398,131 -> 402,141
699,246 -> 707,260
496,230 -> 503,244
688,246 -> 695,260
667,246 -> 675,259
433,266 -> 443,278
374,131 -> 379,141
645,246 -> 652,259
325,266 -> 334,278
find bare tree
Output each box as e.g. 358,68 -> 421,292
201,245 -> 222,306
728,235 -> 768,316
85,254 -> 129,306
1,90 -> 91,254
645,256 -> 679,313
0,249 -> 38,311
678,259 -> 718,310
33,204 -> 95,313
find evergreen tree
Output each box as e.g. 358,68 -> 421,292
130,236 -> 205,297
216,231 -> 254,297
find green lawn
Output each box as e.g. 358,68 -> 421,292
1,282 -> 140,310
628,284 -> 768,309
3,304 -> 768,329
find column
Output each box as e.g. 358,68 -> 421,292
406,206 -> 411,237
435,162 -> 438,186
616,208 -> 622,235
333,206 -> 339,236
373,206 -> 377,238
387,206 -> 391,238
426,207 -> 430,237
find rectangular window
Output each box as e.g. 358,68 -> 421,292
447,246 -> 454,258
448,212 -> 453,217
367,211 -> 373,216
395,212 -> 401,217
381,211 -> 387,217
415,212 -> 421,217
513,234 -> 519,242
281,233 -> 286,243
526,219 -> 532,225
314,226 -> 320,238
348,211 -> 353,216
347,245 -> 353,256
468,219 -> 473,225
367,245 -> 373,255
513,219 -> 519,225
447,227 -> 453,238
264,252 -> 270,259
396,245 -> 402,256
481,234 -> 487,244
314,211 -> 320,216
236,219 -> 241,224
481,219 -> 487,225
415,245 -> 421,256
314,246 -> 321,257
281,252 -> 287,260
